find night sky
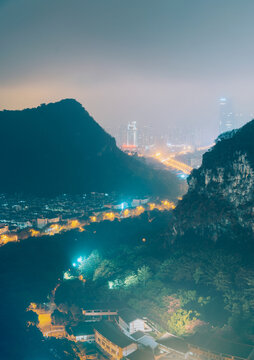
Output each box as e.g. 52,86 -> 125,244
1,0 -> 254,142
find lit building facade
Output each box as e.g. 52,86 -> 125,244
127,121 -> 138,147
94,321 -> 137,359
219,97 -> 235,134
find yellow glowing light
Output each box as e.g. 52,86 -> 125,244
149,203 -> 156,211
0,233 -> 19,244
30,229 -> 40,237
48,224 -> 61,235
133,206 -> 144,216
103,212 -> 115,221
28,302 -> 37,310
68,220 -> 80,229
123,209 -> 129,217
161,200 -> 175,210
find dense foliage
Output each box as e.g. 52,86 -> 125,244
1,205 -> 254,358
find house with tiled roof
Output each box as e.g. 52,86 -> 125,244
94,321 -> 138,359
131,331 -> 158,350
188,333 -> 254,360
66,323 -> 95,343
125,348 -> 155,360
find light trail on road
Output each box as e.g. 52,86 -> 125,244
161,157 -> 193,175
151,153 -> 193,175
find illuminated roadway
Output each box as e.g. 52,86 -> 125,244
152,153 -> 193,175
161,157 -> 193,175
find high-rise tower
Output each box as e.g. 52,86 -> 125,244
219,97 -> 235,134
127,121 -> 137,147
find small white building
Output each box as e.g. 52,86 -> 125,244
117,309 -> 152,335
131,198 -> 149,207
47,216 -> 60,224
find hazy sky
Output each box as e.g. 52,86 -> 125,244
1,0 -> 254,143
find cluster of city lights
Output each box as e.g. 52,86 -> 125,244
1,199 -> 177,246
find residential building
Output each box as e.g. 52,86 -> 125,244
158,333 -> 254,360
117,308 -> 152,335
131,199 -> 149,207
157,336 -> 188,358
47,216 -> 60,224
187,334 -> 254,360
94,321 -> 138,359
67,323 -> 95,343
131,331 -> 157,350
125,348 -> 155,360
37,218 -> 48,228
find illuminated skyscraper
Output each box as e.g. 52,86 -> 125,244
138,125 -> 155,148
127,121 -> 137,147
219,97 -> 235,134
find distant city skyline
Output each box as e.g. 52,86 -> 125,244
1,0 -> 254,145
107,96 -> 252,148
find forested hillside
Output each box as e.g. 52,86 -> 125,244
0,99 -> 180,197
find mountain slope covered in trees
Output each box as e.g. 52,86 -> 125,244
0,99 -> 180,197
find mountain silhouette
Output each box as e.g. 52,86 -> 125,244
0,99 -> 180,197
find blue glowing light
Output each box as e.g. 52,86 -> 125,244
177,173 -> 188,180
72,263 -> 77,267
77,256 -> 83,263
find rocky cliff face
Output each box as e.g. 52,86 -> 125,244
171,121 -> 254,247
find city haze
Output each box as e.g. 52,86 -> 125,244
1,0 -> 254,144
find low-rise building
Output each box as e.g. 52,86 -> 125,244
157,335 -> 188,358
47,216 -> 60,224
117,308 -> 152,335
131,198 -> 149,207
82,303 -> 118,322
37,218 -> 48,228
131,331 -> 158,350
158,333 -> 254,360
187,334 -> 254,360
94,321 -> 138,360
125,348 -> 155,360
67,323 -> 95,343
